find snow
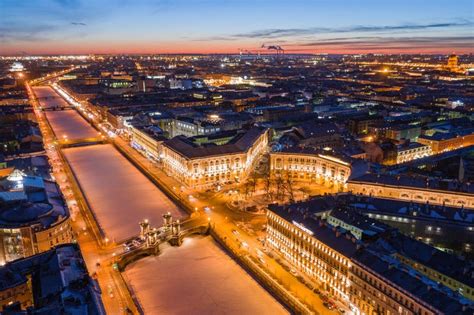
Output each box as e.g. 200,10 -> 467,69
63,144 -> 185,242
124,236 -> 288,315
429,210 -> 445,219
454,212 -> 474,222
45,110 -> 99,140
33,86 -> 70,109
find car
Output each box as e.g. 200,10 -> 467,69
323,302 -> 334,310
232,229 -> 240,236
290,268 -> 298,276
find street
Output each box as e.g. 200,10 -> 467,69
30,77 -> 347,314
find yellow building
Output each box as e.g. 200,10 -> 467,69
269,148 -> 351,184
267,198 -> 474,315
161,127 -> 268,188
348,173 -> 474,209
417,130 -> 474,154
266,207 -> 357,301
131,125 -> 165,160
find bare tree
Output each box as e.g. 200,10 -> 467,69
275,174 -> 284,201
284,173 -> 295,203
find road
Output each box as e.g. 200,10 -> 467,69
45,81 -> 348,314
28,83 -> 140,315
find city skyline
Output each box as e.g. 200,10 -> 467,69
1,2 -> 473,314
1,0 -> 473,55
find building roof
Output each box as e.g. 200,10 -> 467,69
372,233 -> 474,288
268,200 -> 360,258
329,207 -> 390,237
349,173 -> 474,194
0,244 -> 105,314
353,249 -> 473,315
0,179 -> 69,230
163,126 -> 267,159
349,195 -> 474,224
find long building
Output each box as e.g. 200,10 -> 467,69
161,127 -> 269,187
348,173 -> 474,209
269,147 -> 352,185
417,128 -> 474,154
266,206 -> 357,301
130,125 -> 166,160
266,197 -> 474,315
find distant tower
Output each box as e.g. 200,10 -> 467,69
447,54 -> 458,72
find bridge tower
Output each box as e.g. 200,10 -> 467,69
139,219 -> 150,238
171,220 -> 181,237
163,212 -> 173,229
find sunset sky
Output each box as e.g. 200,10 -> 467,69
1,0 -> 473,55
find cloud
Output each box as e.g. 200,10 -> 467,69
71,22 -> 87,26
0,24 -> 61,43
208,21 -> 473,41
283,36 -> 474,51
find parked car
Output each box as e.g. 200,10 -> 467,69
323,302 -> 334,310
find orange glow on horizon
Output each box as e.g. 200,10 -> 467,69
1,40 -> 473,55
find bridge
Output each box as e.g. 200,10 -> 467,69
58,137 -> 107,147
115,213 -> 210,271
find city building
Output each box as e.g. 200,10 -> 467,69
384,142 -> 432,165
267,197 -> 474,315
417,128 -> 474,154
266,204 -> 358,301
0,244 -> 105,314
348,173 -> 474,209
350,248 -> 472,315
385,124 -> 421,142
161,127 -> 269,187
269,147 -> 352,185
131,125 -> 167,160
0,172 -> 74,265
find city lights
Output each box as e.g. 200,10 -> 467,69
1,1 -> 473,314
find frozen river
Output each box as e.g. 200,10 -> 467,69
124,236 -> 288,315
33,85 -> 99,140
33,86 -> 70,109
63,144 -> 185,242
45,109 -> 100,140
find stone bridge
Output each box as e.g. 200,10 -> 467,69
115,213 -> 210,271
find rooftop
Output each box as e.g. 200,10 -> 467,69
349,173 -> 474,194
353,249 -> 473,314
0,244 -> 105,314
163,126 -> 267,159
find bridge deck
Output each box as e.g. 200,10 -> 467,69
32,86 -> 71,109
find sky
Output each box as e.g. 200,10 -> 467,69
0,0 -> 473,55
